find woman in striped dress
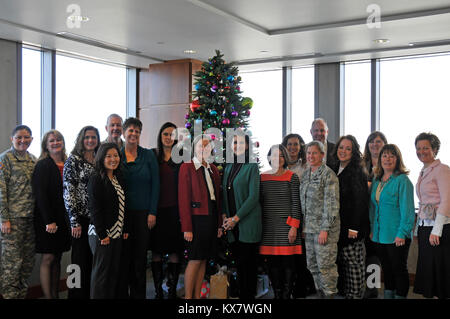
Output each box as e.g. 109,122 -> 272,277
260,144 -> 302,299
87,143 -> 129,299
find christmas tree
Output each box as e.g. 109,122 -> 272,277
183,50 -> 258,288
184,50 -> 255,170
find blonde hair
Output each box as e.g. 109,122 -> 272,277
39,130 -> 67,162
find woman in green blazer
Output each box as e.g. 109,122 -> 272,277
369,144 -> 415,299
222,132 -> 262,299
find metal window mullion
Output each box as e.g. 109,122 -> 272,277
126,67 -> 137,118
41,50 -> 55,135
339,62 -> 345,137
16,43 -> 22,125
282,66 -> 292,137
371,59 -> 380,131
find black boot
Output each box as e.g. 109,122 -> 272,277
151,261 -> 164,299
167,263 -> 181,299
282,268 -> 294,300
268,267 -> 282,299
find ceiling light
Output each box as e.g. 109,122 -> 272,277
373,39 -> 390,44
67,15 -> 89,22
184,50 -> 197,54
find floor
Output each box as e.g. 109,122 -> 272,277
55,268 -> 426,300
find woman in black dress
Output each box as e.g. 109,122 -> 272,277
32,130 -> 71,299
150,122 -> 184,299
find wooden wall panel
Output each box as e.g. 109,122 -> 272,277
138,59 -> 203,149
139,104 -> 188,149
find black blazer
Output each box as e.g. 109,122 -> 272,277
88,172 -> 128,240
32,157 -> 70,227
332,162 -> 370,246
326,141 -> 336,168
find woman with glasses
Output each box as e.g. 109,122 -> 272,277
260,144 -> 302,299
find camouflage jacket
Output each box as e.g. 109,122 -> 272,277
299,163 -> 340,234
0,147 -> 36,221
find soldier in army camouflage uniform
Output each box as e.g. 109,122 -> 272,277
0,125 -> 37,299
300,141 -> 340,298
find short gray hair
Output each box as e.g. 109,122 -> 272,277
306,141 -> 325,154
106,114 -> 123,126
311,118 -> 328,131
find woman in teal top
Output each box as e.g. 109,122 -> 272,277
119,117 -> 159,299
369,144 -> 415,299
222,132 -> 262,299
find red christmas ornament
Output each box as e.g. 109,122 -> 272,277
190,100 -> 201,112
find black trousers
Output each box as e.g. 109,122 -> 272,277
128,210 -> 150,299
68,217 -> 92,299
89,235 -> 123,299
231,241 -> 259,299
375,239 -> 411,297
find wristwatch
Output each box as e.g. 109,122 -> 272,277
231,217 -> 237,223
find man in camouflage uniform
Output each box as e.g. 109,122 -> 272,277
0,125 -> 36,299
300,141 -> 340,298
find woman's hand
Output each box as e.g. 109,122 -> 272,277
71,225 -> 82,238
217,227 -> 223,238
348,230 -> 358,239
100,237 -> 110,245
394,237 -> 405,247
184,232 -> 193,242
222,216 -> 239,231
429,234 -> 440,246
123,233 -> 129,240
288,227 -> 297,244
147,215 -> 156,229
1,221 -> 11,234
46,223 -> 58,234
318,231 -> 328,245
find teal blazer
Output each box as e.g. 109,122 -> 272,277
222,163 -> 262,243
369,173 -> 415,244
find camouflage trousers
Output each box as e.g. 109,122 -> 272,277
0,217 -> 35,299
305,228 -> 339,297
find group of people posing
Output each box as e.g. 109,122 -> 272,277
0,115 -> 449,300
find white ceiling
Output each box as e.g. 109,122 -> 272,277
1,0 -> 450,70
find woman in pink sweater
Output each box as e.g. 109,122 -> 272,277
413,132 -> 450,299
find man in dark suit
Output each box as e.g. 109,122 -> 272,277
310,118 -> 336,168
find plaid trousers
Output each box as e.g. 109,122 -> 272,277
338,239 -> 366,299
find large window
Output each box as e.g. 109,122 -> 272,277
343,61 -> 371,148
55,55 -> 127,152
240,69 -> 283,171
21,48 -> 42,157
291,66 -> 315,143
380,53 -> 450,204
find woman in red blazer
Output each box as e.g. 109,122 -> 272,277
178,135 -> 223,299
